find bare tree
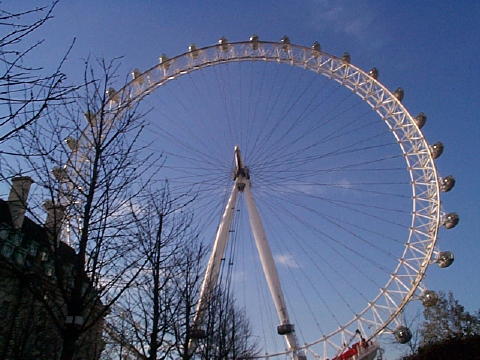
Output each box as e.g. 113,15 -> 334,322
167,242 -> 206,360
168,244 -> 258,360
8,58 -> 161,360
0,1 -> 73,147
105,207 -> 258,360
105,183 -> 197,360
197,287 -> 258,360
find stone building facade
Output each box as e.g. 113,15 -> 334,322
0,177 -> 104,360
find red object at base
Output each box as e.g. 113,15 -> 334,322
333,343 -> 360,360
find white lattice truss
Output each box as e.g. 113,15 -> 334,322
102,41 -> 442,358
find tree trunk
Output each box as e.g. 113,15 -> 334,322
61,328 -> 79,360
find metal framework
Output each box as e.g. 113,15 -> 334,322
190,146 -> 305,359
101,39 -> 450,359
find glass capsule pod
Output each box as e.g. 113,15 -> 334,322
440,176 -> 456,192
414,112 -> 427,129
280,35 -> 291,50
394,326 -> 412,344
444,213 -> 459,229
393,87 -> 404,101
368,67 -> 379,79
311,41 -> 321,53
341,52 -> 351,63
249,34 -> 259,50
217,37 -> 229,51
437,251 -> 454,268
430,142 -> 444,159
421,290 -> 438,307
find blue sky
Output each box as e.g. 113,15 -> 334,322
5,0 -> 480,358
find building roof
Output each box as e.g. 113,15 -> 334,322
0,199 -> 76,264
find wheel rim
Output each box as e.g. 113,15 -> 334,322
108,40 -> 442,358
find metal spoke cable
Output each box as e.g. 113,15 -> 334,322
252,142 -> 400,178
257,98 -> 370,167
253,123 -> 389,172
258,203 -> 336,337
148,84 -> 222,158
211,61 -> 236,148
258,180 -> 410,218
253,187 -> 383,300
260,197 -> 384,292
250,226 -> 279,355
244,61 -> 270,159
260,191 -> 397,278
261,192 -> 394,274
248,63 -> 317,162
187,68 -> 233,153
251,87 -> 361,167
257,73 -> 319,153
263,198 -> 373,304
253,66 -> 312,159
254,155 -> 404,181
168,75 -> 227,151
146,124 -> 226,169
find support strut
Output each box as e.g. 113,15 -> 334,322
191,146 -> 306,359
188,182 -> 239,353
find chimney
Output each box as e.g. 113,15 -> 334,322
43,200 -> 65,240
8,176 -> 34,229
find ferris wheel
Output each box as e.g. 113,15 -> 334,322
102,36 -> 458,360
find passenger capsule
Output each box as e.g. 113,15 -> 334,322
131,68 -> 142,81
159,54 -> 170,70
414,113 -> 427,129
437,251 -> 454,268
159,54 -> 168,63
188,44 -> 199,58
280,35 -> 290,50
368,67 -> 379,79
106,87 -> 119,102
65,137 -> 78,151
249,34 -> 259,50
394,326 -> 412,344
341,52 -> 351,63
52,167 -> 68,182
84,111 -> 96,127
218,37 -> 229,51
393,87 -> 404,101
421,290 -> 438,307
444,212 -> 459,229
440,175 -> 455,192
430,142 -> 444,159
311,41 -> 321,52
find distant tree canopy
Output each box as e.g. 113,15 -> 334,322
402,291 -> 480,360
421,291 -> 480,344
403,335 -> 480,360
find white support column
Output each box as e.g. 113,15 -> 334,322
244,181 -> 303,358
192,182 -> 239,327
192,146 -> 305,359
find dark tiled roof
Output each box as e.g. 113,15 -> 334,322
0,199 -> 77,264
0,199 -> 49,247
0,199 -> 12,224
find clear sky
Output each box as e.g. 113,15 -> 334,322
5,1 -> 480,358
